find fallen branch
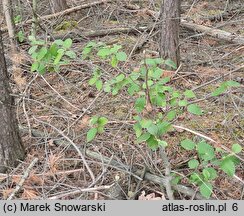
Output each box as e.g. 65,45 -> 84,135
20,126 -> 207,199
1,0 -> 111,32
7,157 -> 38,200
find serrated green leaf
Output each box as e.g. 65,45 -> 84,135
116,51 -> 127,61
220,158 -> 235,176
188,159 -> 199,169
152,67 -> 163,79
147,124 -> 158,136
65,50 -> 76,59
164,59 -> 177,69
181,139 -> 196,150
28,45 -> 38,55
167,110 -> 177,121
232,143 -> 242,154
184,90 -> 196,99
110,55 -> 118,67
87,128 -> 98,142
178,100 -> 188,107
133,123 -> 142,138
204,168 -> 217,180
200,182 -> 213,199
54,49 -> 65,65
146,135 -> 158,150
37,47 -> 48,61
187,104 -> 203,115
225,80 -> 240,87
211,85 -> 227,96
158,140 -> 168,147
157,121 -> 171,135
97,48 -> 111,58
31,62 -> 39,72
197,141 -> 215,161
54,39 -> 64,46
135,97 -> 146,112
90,116 -> 99,125
115,74 -> 125,82
104,84 -> 111,92
95,80 -> 103,90
63,38 -> 72,49
137,132 -> 151,143
98,117 -> 108,126
140,119 -> 153,129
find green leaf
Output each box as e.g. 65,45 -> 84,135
54,49 -> 65,65
157,121 -> 171,135
147,124 -> 158,136
197,141 -> 215,161
140,119 -> 153,129
28,45 -> 38,55
90,116 -> 99,125
65,50 -> 76,59
97,126 -> 105,134
89,76 -> 97,86
232,143 -> 242,154
54,39 -> 64,46
133,123 -> 142,138
184,90 -> 196,99
116,52 -> 127,61
146,135 -> 158,150
164,59 -> 177,69
181,139 -> 196,150
63,38 -> 72,49
97,48 -> 111,58
178,100 -> 188,107
127,83 -> 140,96
211,85 -> 227,96
203,168 -> 217,180
167,110 -> 177,121
110,44 -> 122,53
188,159 -> 199,169
17,31 -> 25,42
152,67 -> 163,79
95,80 -> 103,90
49,43 -> 58,56
87,128 -> 98,142
158,140 -> 168,147
115,74 -> 125,82
31,62 -> 39,72
137,132 -> 151,143
98,117 -> 108,126
110,55 -> 118,67
37,47 -> 48,61
135,97 -> 146,112
220,157 -> 235,176
225,80 -> 240,87
202,169 -> 211,180
200,182 -> 213,199
104,84 -> 111,92
187,104 -> 203,115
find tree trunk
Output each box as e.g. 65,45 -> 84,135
160,0 -> 180,67
50,0 -> 68,13
0,30 -> 25,173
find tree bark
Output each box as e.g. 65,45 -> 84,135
0,30 -> 25,173
50,0 -> 68,13
160,0 -> 180,67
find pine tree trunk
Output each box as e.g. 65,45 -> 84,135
0,30 -> 25,173
160,0 -> 180,67
50,0 -> 68,13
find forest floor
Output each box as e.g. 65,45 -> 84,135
0,0 -> 243,200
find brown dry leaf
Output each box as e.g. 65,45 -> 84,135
80,115 -> 90,129
26,173 -> 44,186
21,189 -> 39,200
11,175 -> 21,184
48,152 -> 62,174
138,191 -> 166,200
2,188 -> 14,199
162,70 -> 175,79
